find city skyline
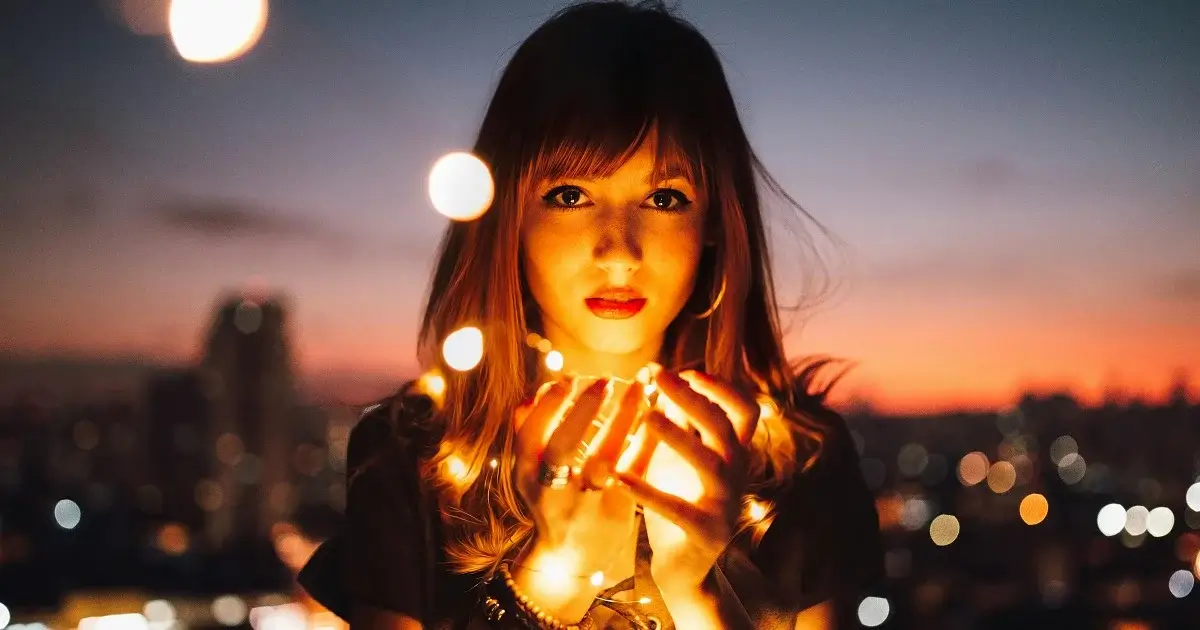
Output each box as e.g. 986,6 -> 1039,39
2,0 -> 1198,414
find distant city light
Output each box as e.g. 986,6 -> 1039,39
442,326 -> 484,371
1186,482 -> 1200,511
428,152 -> 495,221
212,596 -> 248,627
897,443 -> 929,477
1169,570 -> 1195,598
857,596 -> 890,627
929,514 -> 960,546
1057,453 -> 1087,485
143,600 -> 176,629
78,613 -> 150,630
1020,493 -> 1049,526
234,302 -> 263,334
957,451 -> 989,487
1048,435 -> 1078,465
987,461 -> 1017,494
1125,505 -> 1150,537
168,0 -> 269,64
1097,503 -> 1126,537
901,497 -> 933,531
1147,507 -> 1175,538
54,499 -> 81,530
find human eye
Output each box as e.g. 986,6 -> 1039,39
541,185 -> 593,209
642,188 -> 693,212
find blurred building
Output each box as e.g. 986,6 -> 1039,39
197,294 -> 300,548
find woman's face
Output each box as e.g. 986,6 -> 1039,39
520,141 -> 707,370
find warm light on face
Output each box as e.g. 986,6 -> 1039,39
442,326 -> 484,371
168,0 -> 268,64
520,138 -> 705,360
428,152 -> 495,221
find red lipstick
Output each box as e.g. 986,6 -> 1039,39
585,288 -> 646,320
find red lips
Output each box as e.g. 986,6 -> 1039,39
585,288 -> 646,320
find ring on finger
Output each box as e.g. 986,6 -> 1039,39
536,458 -> 573,489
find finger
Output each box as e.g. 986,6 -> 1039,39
616,426 -> 659,478
642,410 -> 724,481
656,371 -> 738,456
679,371 -> 761,446
516,380 -> 571,451
617,471 -> 704,523
581,381 -> 644,488
543,378 -> 610,464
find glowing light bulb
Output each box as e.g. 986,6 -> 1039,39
489,458 -> 499,469
416,370 -> 447,405
428,152 -> 494,221
545,350 -> 564,372
442,326 -> 484,371
589,571 -> 604,587
757,395 -> 779,422
168,0 -> 268,64
445,455 -> 468,482
744,497 -> 769,523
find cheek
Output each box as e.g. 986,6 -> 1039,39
648,222 -> 706,293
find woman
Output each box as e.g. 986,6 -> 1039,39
298,1 -> 883,628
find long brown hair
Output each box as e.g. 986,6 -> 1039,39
416,0 -> 844,574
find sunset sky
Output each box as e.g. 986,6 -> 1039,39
1,0 -> 1197,413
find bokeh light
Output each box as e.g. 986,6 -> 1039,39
211,596 -> 248,627
929,514 -> 960,546
1124,505 -> 1150,536
155,522 -> 190,555
957,451 -> 989,487
1056,452 -> 1087,485
897,443 -> 929,477
442,326 -> 484,371
986,461 -> 1016,494
545,350 -> 564,372
1186,482 -> 1200,512
1169,570 -> 1194,598
1020,493 -> 1049,525
54,499 -> 82,530
168,0 -> 268,64
857,596 -> 890,627
1098,503 -> 1126,536
428,152 -> 495,221
1147,507 -> 1175,538
1048,435 -> 1078,465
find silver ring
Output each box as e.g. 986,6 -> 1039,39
537,459 -> 573,489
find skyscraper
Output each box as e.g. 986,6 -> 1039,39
198,293 -> 299,548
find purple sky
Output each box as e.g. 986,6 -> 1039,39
1,0 -> 1197,411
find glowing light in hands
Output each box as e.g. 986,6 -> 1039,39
442,326 -> 483,371
168,0 -> 268,64
428,152 -> 494,221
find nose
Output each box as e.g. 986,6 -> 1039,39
592,207 -> 642,280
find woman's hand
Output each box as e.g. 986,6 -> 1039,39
510,376 -> 654,621
615,370 -> 761,596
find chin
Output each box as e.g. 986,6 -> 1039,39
581,320 -> 655,356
